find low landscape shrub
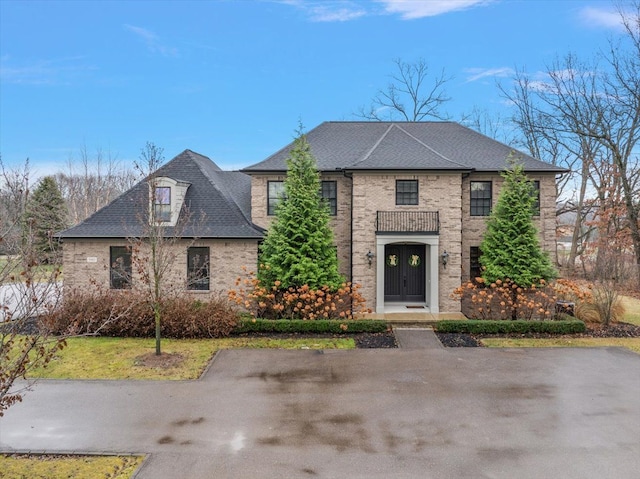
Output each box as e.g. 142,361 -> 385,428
452,278 -> 592,321
435,319 -> 586,335
44,288 -> 239,338
233,318 -> 389,334
228,267 -> 371,320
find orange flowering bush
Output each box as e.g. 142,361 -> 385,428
451,278 -> 591,320
228,266 -> 370,320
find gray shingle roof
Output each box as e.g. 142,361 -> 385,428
59,150 -> 264,239
243,121 -> 566,173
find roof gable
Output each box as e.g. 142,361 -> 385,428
59,149 -> 263,239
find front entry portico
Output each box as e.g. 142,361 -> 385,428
375,235 -> 440,314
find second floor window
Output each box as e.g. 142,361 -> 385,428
154,186 -> 171,222
267,181 -> 285,216
470,181 -> 492,216
532,180 -> 540,216
321,181 -> 337,216
396,180 -> 418,205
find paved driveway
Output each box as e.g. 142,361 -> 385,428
1,347 -> 639,478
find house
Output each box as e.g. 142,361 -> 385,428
59,121 -> 564,314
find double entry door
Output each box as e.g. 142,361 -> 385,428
383,244 -> 426,303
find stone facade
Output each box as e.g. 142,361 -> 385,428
460,172 -> 558,283
62,238 -> 259,298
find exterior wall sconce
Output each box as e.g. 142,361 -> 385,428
366,250 -> 375,267
441,250 -> 449,269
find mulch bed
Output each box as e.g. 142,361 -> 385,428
436,322 -> 640,348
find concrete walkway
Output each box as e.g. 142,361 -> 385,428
394,327 -> 444,349
1,347 -> 639,479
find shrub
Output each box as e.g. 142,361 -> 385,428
44,288 -> 239,339
233,319 -> 389,335
452,278 -> 591,321
229,266 -> 371,320
435,320 -> 586,335
576,282 -> 625,326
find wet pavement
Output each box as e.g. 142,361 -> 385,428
1,347 -> 639,478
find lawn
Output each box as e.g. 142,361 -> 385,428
481,337 -> 640,354
29,336 -> 355,380
0,454 -> 143,479
480,294 -> 640,354
620,294 -> 640,326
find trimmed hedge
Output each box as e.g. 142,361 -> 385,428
233,318 -> 389,335
435,319 -> 586,335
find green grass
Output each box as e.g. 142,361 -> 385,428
29,336 -> 355,380
481,337 -> 640,354
620,294 -> 640,326
0,454 -> 143,479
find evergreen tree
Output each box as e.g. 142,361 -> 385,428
259,132 -> 343,290
480,159 -> 556,288
23,176 -> 68,263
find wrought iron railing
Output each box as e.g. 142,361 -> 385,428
376,211 -> 439,235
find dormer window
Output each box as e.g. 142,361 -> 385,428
154,186 -> 171,222
149,177 -> 190,226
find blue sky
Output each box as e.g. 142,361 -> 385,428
0,0 -> 629,176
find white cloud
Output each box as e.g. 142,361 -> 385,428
123,24 -> 178,57
0,56 -> 93,85
277,0 -> 366,22
377,0 -> 494,19
578,6 -> 624,30
464,67 -> 514,83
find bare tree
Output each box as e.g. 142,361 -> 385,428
500,2 -> 640,287
356,58 -> 452,121
1,159 -> 65,416
55,145 -> 136,226
129,143 -> 203,356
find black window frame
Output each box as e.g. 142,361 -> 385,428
154,186 -> 171,222
267,181 -> 285,216
532,180 -> 540,216
470,246 -> 482,282
396,180 -> 419,206
110,246 -> 132,289
320,180 -> 338,216
470,181 -> 492,216
187,246 -> 210,291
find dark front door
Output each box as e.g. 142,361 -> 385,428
384,244 -> 426,302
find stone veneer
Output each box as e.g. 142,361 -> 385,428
62,238 -> 258,298
250,173 -> 352,277
460,172 -> 558,282
350,172 -> 463,313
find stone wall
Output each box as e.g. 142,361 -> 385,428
351,173 -> 463,313
460,172 -> 558,282
62,238 -> 259,299
250,173 -> 352,277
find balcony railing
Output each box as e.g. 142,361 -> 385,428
376,211 -> 439,235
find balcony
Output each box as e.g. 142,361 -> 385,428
376,211 -> 439,235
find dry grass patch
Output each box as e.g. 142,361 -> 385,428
620,295 -> 640,326
28,336 -> 355,380
481,337 -> 640,354
0,454 -> 142,479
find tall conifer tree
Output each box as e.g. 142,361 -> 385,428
23,176 -> 68,263
259,132 -> 343,290
480,159 -> 556,287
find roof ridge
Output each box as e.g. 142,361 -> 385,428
394,124 -> 469,169
350,123 -> 394,167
